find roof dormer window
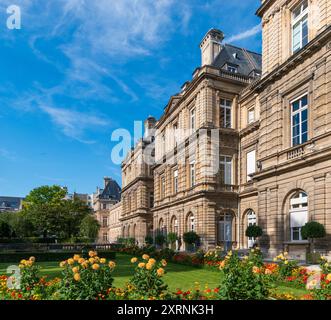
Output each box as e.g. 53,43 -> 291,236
226,64 -> 238,73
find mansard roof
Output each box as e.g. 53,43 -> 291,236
99,179 -> 121,201
212,43 -> 262,76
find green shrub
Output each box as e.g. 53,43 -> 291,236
301,221 -> 326,240
218,251 -> 270,300
183,231 -> 199,245
245,225 -> 263,238
145,235 -> 153,245
128,256 -> 168,299
155,234 -> 166,247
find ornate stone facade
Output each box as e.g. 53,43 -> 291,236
99,0 -> 331,258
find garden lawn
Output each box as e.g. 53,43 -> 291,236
0,253 -> 309,296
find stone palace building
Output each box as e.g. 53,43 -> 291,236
97,0 -> 331,259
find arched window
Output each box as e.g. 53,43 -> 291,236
187,213 -> 195,232
127,225 -> 131,238
217,212 -> 233,247
290,191 -> 308,241
246,210 -> 257,248
170,216 -> 179,234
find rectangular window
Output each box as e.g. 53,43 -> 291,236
248,108 -> 255,124
290,211 -> 308,241
161,176 -> 165,198
246,150 -> 256,181
102,217 -> 108,227
173,169 -> 178,194
220,156 -> 232,185
173,123 -> 178,147
291,94 -> 308,146
190,108 -> 196,131
292,0 -> 308,53
102,204 -> 107,210
190,162 -> 196,187
149,192 -> 154,208
103,233 -> 108,242
227,65 -> 238,73
220,99 -> 232,128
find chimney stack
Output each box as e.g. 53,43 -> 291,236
144,116 -> 157,140
200,28 -> 224,66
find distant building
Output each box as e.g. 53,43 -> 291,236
0,196 -> 24,212
93,177 -> 122,243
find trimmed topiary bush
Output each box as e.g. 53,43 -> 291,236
301,221 -> 326,240
245,225 -> 263,238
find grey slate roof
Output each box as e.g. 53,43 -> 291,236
99,179 -> 121,201
212,44 -> 262,77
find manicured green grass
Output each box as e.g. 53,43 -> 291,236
0,253 -> 309,296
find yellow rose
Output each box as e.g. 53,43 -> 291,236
148,258 -> 156,265
26,260 -> 33,267
20,259 -> 27,265
326,274 -> 331,282
138,262 -> 146,268
73,254 -> 80,261
92,263 -> 100,270
73,273 -> 81,281
108,261 -> 116,269
157,268 -> 165,277
19,264 -> 24,269
89,258 -> 95,264
284,260 -> 289,265
78,258 -> 85,264
131,257 -> 138,263
142,254 -> 150,260
146,263 -> 153,270
67,258 -> 75,265
161,259 -> 167,267
29,256 -> 36,262
72,267 -> 80,273
81,262 -> 89,269
89,251 -> 97,257
100,258 -> 106,264
59,261 -> 66,268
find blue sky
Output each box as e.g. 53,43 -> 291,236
0,0 -> 262,197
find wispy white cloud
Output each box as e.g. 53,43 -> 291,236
39,105 -> 110,144
226,24 -> 261,43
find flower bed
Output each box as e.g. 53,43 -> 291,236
1,249 -> 330,300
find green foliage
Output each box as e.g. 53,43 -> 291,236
21,185 -> 92,239
57,253 -> 115,300
155,234 -> 166,246
79,215 -> 100,240
145,235 -> 153,245
128,257 -> 168,299
218,251 -> 270,300
0,220 -> 12,238
301,221 -> 326,240
167,232 -> 178,244
183,231 -> 199,245
245,225 -> 263,238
